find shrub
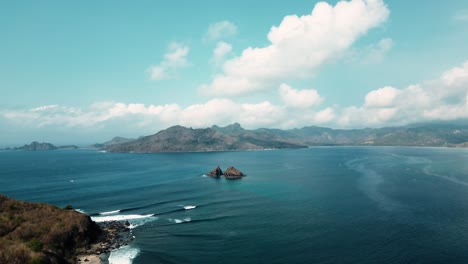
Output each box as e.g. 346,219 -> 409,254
64,204 -> 74,210
27,239 -> 43,252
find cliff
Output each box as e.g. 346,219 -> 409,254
0,194 -> 101,264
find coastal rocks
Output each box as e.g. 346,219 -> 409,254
207,166 -> 223,177
223,166 -> 246,179
76,221 -> 133,264
206,166 -> 246,179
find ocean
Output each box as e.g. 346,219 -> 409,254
1,147 -> 468,264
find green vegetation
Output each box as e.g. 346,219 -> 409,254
0,194 -> 100,264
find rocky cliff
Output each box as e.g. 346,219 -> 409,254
0,194 -> 101,264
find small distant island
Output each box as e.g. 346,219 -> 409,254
3,141 -> 79,151
207,166 -> 246,179
0,194 -> 131,264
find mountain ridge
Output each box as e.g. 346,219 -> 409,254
104,122 -> 468,153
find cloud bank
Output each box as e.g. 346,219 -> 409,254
2,60 -> 468,138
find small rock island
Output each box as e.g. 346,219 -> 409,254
206,166 -> 246,179
207,166 -> 224,177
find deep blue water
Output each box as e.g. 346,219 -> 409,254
1,147 -> 468,264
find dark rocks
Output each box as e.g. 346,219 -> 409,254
207,166 -> 224,177
223,166 -> 246,179
77,220 -> 133,260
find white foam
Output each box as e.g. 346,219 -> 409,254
183,205 -> 196,210
91,214 -> 155,223
100,209 -> 121,215
74,209 -> 86,214
109,245 -> 140,264
170,217 -> 191,224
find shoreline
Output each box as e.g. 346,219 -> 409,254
76,221 -> 133,264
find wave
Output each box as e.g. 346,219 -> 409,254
108,245 -> 140,264
74,209 -> 86,214
168,217 -> 191,224
100,209 -> 121,215
91,214 -> 157,229
183,205 -> 196,210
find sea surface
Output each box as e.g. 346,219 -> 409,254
1,147 -> 468,264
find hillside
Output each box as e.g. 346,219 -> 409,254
0,194 -> 100,264
103,122 -> 468,153
90,136 -> 135,149
277,122 -> 468,147
105,123 -> 307,153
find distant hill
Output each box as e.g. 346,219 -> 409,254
6,142 -> 79,151
105,123 -> 307,153
274,122 -> 468,147
17,141 -> 58,151
0,194 -> 100,264
90,136 -> 135,149
104,122 -> 468,153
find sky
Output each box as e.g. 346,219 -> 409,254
1,0 -> 468,145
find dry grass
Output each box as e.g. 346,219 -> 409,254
0,194 -> 100,264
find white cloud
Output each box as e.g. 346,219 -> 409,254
211,41 -> 233,64
279,83 -> 323,108
337,60 -> 468,127
364,86 -> 400,107
454,9 -> 468,22
200,0 -> 390,96
205,21 -> 237,42
148,42 -> 190,80
2,60 -> 468,137
314,107 -> 336,123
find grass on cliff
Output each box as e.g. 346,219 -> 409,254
0,194 -> 100,264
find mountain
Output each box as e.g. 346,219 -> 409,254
105,122 -> 468,153
105,124 -> 307,153
90,136 -> 135,149
0,194 -> 100,264
276,122 -> 468,147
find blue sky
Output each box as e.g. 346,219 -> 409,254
1,0 -> 468,145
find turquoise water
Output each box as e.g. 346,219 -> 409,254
1,147 -> 468,263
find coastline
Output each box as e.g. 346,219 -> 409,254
76,221 -> 133,264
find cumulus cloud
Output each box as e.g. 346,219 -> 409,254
211,41 -> 233,64
364,86 -> 400,107
204,21 -> 237,42
337,61 -> 468,127
279,83 -> 323,108
148,42 -> 189,80
200,0 -> 390,96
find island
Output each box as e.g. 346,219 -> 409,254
94,122 -> 468,153
206,166 -> 246,179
